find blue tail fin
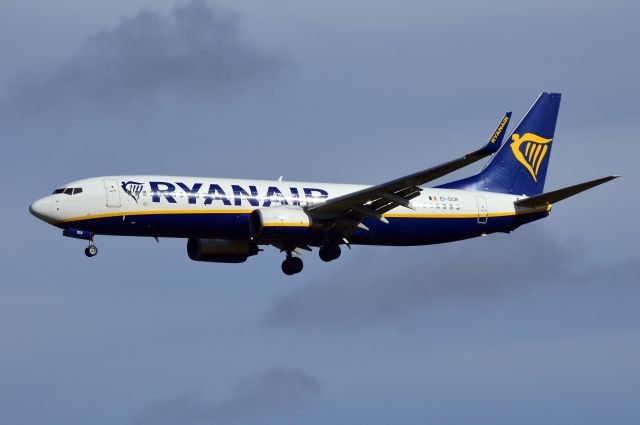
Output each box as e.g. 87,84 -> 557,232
439,92 -> 561,196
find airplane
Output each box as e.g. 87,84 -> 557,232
30,92 -> 618,275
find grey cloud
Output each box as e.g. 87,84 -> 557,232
268,231 -> 639,328
132,368 -> 322,425
3,0 -> 280,117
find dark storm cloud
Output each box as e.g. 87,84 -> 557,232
132,368 -> 322,425
268,231 -> 639,328
2,0 -> 280,116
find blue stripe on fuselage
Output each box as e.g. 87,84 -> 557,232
55,210 -> 549,246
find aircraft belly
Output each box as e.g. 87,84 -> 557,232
348,215 -> 516,246
61,212 -> 252,239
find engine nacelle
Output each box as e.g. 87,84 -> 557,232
249,207 -> 312,240
187,238 -> 259,263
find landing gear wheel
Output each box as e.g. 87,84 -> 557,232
281,256 -> 304,275
85,245 -> 98,257
289,257 -> 303,274
319,244 -> 341,262
282,259 -> 295,275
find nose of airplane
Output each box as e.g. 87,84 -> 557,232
29,197 -> 53,222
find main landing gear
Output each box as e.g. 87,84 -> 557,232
281,252 -> 303,275
319,244 -> 341,262
280,244 -> 342,275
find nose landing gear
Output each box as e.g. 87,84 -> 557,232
62,228 -> 98,258
84,241 -> 98,257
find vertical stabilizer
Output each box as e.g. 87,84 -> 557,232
439,92 -> 561,196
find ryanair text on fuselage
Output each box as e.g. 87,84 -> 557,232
135,181 -> 329,207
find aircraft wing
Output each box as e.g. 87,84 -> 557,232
308,113 -> 512,230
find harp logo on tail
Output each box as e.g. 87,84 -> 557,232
510,133 -> 553,181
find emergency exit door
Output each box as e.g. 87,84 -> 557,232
476,196 -> 488,224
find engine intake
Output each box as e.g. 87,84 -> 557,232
249,207 -> 313,240
187,238 -> 259,263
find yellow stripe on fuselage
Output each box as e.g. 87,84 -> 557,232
58,205 -> 551,225
58,209 -> 254,224
384,206 -> 550,219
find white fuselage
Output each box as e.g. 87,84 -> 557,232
30,175 -> 548,246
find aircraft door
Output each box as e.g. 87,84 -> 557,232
104,179 -> 121,208
476,196 -> 488,224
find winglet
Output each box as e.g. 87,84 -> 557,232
468,112 -> 512,158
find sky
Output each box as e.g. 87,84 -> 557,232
1,0 -> 639,424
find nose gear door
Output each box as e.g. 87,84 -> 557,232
104,179 -> 121,208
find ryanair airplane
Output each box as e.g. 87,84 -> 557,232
30,93 -> 617,275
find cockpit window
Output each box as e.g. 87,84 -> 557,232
53,187 -> 84,195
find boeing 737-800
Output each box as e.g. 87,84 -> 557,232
30,93 -> 617,275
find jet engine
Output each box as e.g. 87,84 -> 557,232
187,238 -> 259,263
249,207 -> 313,240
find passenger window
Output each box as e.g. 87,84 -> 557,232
436,203 -> 440,209
64,188 -> 73,195
449,203 -> 453,209
73,188 -> 83,195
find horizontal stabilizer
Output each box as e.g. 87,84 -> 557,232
514,175 -> 619,208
